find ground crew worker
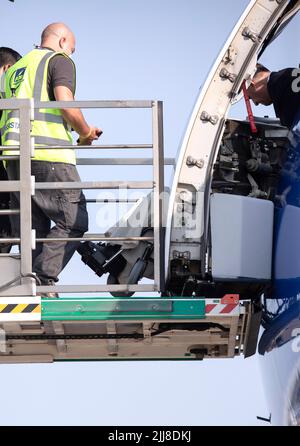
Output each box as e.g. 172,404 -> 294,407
1,23 -> 102,295
247,64 -> 300,130
0,47 -> 21,253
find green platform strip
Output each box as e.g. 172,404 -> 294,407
41,297 -> 206,321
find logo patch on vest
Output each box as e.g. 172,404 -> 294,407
10,67 -> 26,91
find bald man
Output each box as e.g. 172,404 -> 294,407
247,64 -> 300,130
38,23 -> 101,144
2,23 -> 102,296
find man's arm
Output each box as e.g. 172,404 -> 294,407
54,85 -> 102,145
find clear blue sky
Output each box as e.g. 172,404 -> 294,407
1,0 -> 299,426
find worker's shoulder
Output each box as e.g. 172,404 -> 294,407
271,67 -> 298,80
269,67 -> 298,91
48,53 -> 75,72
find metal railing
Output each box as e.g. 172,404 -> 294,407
0,98 -> 168,296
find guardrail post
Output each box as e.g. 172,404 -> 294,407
152,101 -> 165,292
19,99 -> 34,294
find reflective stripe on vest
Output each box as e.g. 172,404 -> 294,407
0,109 -> 67,134
3,132 -> 71,146
33,52 -> 68,125
2,49 -> 76,164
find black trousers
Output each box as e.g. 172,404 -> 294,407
6,160 -> 89,284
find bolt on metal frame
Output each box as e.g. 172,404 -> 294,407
0,99 -> 167,296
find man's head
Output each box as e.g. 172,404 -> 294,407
0,47 -> 22,76
247,64 -> 273,106
41,23 -> 76,57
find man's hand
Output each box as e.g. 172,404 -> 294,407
78,126 -> 103,146
54,86 -> 103,143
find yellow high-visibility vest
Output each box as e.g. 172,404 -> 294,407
1,48 -> 76,164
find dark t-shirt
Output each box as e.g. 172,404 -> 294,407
47,53 -> 76,100
267,68 -> 300,129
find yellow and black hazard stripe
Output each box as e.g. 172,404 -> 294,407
0,303 -> 41,314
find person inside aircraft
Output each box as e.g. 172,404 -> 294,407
247,63 -> 300,130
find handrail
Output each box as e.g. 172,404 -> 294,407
35,100 -> 154,109
0,98 -> 165,296
0,236 -> 154,244
0,99 -> 153,110
34,181 -> 154,190
0,144 -> 154,151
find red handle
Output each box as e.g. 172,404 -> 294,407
242,80 -> 258,134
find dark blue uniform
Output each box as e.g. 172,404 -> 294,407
268,68 -> 300,129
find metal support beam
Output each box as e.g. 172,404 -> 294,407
19,100 -> 34,294
0,235 -> 154,244
0,181 -> 20,192
41,297 -> 206,321
0,145 -> 153,151
35,100 -> 154,109
152,101 -> 165,292
36,235 -> 154,243
35,181 -> 154,190
37,284 -> 156,294
0,209 -> 20,215
77,158 -> 175,166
